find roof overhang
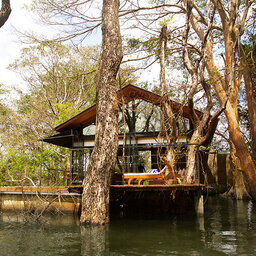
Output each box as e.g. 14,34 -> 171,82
42,130 -> 74,148
54,84 -> 203,133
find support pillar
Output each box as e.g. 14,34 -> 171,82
194,191 -> 204,216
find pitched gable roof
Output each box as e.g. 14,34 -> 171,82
55,84 -> 202,133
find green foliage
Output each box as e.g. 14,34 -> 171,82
126,36 -> 158,55
117,65 -> 138,87
127,38 -> 142,50
0,103 -> 9,116
0,84 -> 9,95
0,150 -> 40,186
0,146 -> 69,186
138,151 -> 151,171
143,180 -> 149,185
53,102 -> 80,126
159,18 -> 172,27
0,42 -> 99,185
0,40 -> 139,185
198,146 -> 210,151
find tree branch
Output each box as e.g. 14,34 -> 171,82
0,0 -> 11,28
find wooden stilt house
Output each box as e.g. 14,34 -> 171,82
43,85 -> 209,185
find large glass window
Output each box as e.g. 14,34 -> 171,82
118,100 -> 161,134
83,124 -> 96,136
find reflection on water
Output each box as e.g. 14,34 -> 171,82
0,214 -> 81,256
81,225 -> 109,256
0,196 -> 255,256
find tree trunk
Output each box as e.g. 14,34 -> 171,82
206,54 -> 256,199
201,0 -> 256,198
183,0 -> 256,198
227,81 -> 250,198
184,129 -> 202,184
185,144 -> 198,184
80,0 -> 123,225
244,72 -> 256,152
159,25 -> 177,179
241,50 -> 256,155
182,5 -> 220,184
161,147 -> 176,180
0,0 -> 11,28
81,225 -> 109,256
225,143 -> 250,199
211,0 -> 256,199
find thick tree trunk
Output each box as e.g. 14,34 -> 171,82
80,0 -> 123,225
185,143 -> 198,184
206,54 -> 256,199
0,0 -> 11,28
224,54 -> 250,199
161,147 -> 176,180
225,144 -> 250,199
185,128 -> 206,184
183,0 -> 256,198
201,0 -> 256,198
227,83 -> 250,199
81,225 -> 109,256
241,51 -> 256,155
182,5 -> 220,184
159,25 -> 177,179
227,107 -> 256,199
209,0 -> 256,199
244,72 -> 256,152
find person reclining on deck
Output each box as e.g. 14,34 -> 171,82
124,167 -> 167,185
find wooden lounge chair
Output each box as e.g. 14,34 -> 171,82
124,167 -> 167,185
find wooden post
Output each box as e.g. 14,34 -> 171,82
195,146 -> 200,184
40,140 -> 43,186
194,191 -> 204,216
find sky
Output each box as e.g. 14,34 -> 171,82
0,0 -> 36,92
0,0 -> 103,95
0,0 -> 161,97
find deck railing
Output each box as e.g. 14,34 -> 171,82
57,143 -> 205,186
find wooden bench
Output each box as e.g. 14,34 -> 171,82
124,172 -> 165,185
123,167 -> 182,185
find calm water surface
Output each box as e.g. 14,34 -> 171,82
0,196 -> 256,256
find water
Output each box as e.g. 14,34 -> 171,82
0,196 -> 256,256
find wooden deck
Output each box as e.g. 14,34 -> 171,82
0,184 -> 205,216
111,184 -> 204,191
0,186 -> 70,194
0,184 -> 205,194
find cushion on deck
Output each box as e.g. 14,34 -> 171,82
146,169 -> 159,174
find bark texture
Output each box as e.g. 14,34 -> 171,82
203,1 -> 256,199
0,0 -> 11,28
185,0 -> 256,198
81,225 -> 109,256
159,25 -> 177,179
182,2 -> 221,184
240,46 -> 256,155
225,144 -> 250,199
80,0 -> 123,225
